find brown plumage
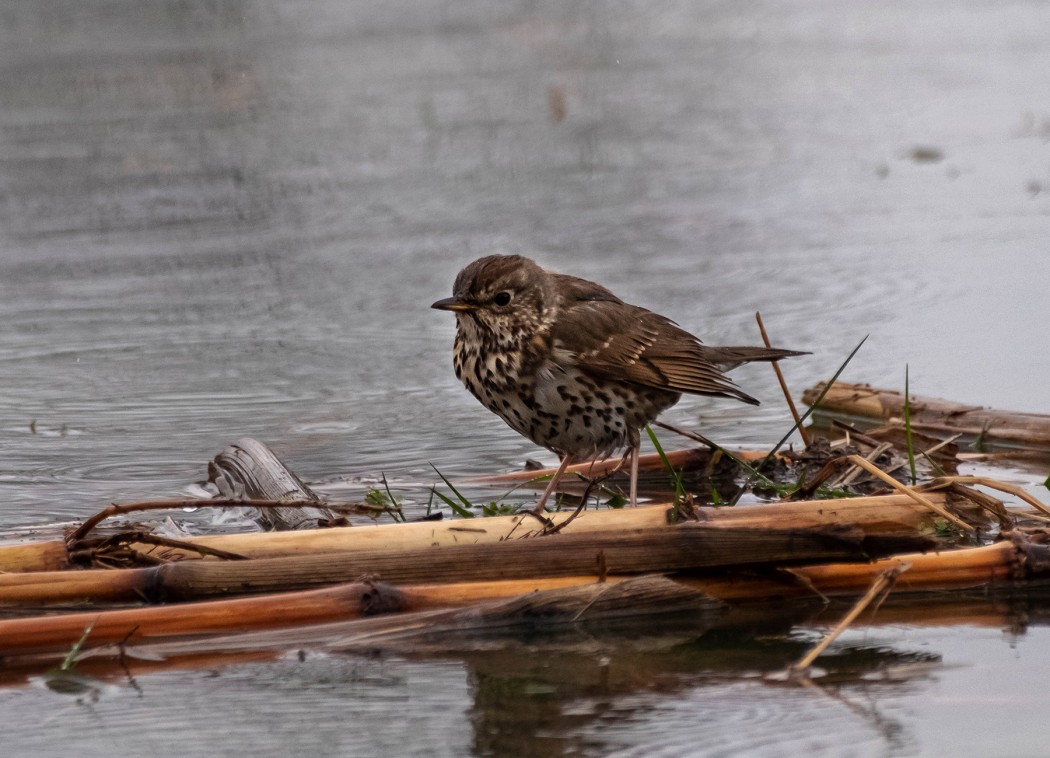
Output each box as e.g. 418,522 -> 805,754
432,254 -> 806,513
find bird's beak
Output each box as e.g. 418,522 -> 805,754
431,296 -> 478,312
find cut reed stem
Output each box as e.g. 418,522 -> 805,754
756,311 -> 809,447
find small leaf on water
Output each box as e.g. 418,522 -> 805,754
365,489 -> 391,507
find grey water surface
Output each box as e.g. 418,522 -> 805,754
1,2 -> 1049,756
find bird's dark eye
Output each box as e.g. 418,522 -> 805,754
493,291 -> 512,306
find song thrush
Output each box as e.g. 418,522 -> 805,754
432,254 -> 806,514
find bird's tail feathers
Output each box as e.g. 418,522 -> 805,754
706,346 -> 809,373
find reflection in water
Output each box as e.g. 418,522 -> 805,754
461,632 -> 935,756
2,610 -> 944,755
9,590 -> 1049,755
436,585 -> 1050,756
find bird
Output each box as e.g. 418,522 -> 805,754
431,254 -> 806,515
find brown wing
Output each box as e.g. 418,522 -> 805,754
549,275 -> 759,404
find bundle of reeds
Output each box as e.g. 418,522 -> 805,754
1,376 -> 1048,678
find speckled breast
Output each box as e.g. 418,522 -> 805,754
453,330 -> 680,458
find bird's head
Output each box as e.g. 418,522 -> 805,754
431,255 -> 552,345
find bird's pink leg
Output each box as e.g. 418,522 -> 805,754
531,454 -> 575,515
628,445 -> 640,507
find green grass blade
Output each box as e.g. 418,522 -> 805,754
904,365 -> 917,485
429,464 -> 475,518
381,473 -> 406,523
429,485 -> 474,519
59,620 -> 96,672
763,334 -> 868,463
645,425 -> 684,492
645,425 -> 687,518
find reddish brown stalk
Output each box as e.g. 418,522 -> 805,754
756,311 -> 810,446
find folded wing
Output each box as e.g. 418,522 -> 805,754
549,274 -> 765,404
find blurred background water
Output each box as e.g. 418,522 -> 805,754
1,1 -> 1049,755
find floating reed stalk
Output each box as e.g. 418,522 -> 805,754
0,536 -> 1042,664
803,381 -> 1050,449
0,492 -> 962,574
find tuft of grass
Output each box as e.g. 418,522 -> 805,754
479,500 -> 518,517
730,334 -> 868,507
813,487 -> 860,499
724,334 -> 867,506
917,517 -> 964,545
430,465 -> 541,518
364,475 -> 406,523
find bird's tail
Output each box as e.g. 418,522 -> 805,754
705,346 -> 809,373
